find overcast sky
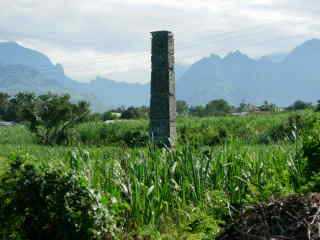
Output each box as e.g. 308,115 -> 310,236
0,0 -> 320,83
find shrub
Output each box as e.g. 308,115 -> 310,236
16,93 -> 90,145
260,114 -> 304,143
302,121 -> 320,176
205,99 -> 233,116
287,100 -> 313,111
178,126 -> 205,146
300,173 -> 320,193
123,129 -> 149,147
206,128 -> 229,146
0,159 -> 116,240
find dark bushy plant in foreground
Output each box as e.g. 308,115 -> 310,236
302,116 -> 320,176
123,129 -> 149,147
0,159 -> 116,240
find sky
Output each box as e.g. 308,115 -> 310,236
0,0 -> 320,83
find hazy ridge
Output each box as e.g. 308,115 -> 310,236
1,39 -> 320,110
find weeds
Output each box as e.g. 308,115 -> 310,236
0,111 -> 315,238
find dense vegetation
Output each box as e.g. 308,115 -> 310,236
1,102 -> 320,239
1,92 -> 320,238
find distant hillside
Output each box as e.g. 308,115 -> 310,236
1,39 -> 320,110
0,42 -> 144,111
260,53 -> 288,63
0,42 -> 52,68
177,39 -> 320,106
175,64 -> 190,81
88,77 -> 149,107
0,42 -> 75,87
0,64 -> 62,93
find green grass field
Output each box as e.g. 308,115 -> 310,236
0,111 -> 313,239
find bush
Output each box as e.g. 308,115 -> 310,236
0,159 -> 116,240
260,114 -> 304,143
206,128 -> 229,146
302,120 -> 320,176
287,100 -> 313,111
178,126 -> 205,146
12,93 -> 90,145
300,173 -> 320,193
123,129 -> 149,147
178,125 -> 229,147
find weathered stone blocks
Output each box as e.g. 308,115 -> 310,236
150,31 -> 176,146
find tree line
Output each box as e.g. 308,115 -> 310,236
102,99 -> 316,119
1,92 -> 318,124
0,92 -> 318,144
178,99 -> 316,117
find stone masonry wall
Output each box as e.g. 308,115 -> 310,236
150,31 -> 176,146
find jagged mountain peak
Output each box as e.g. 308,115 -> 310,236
178,38 -> 320,106
224,50 -> 252,62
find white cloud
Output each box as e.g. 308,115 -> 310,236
0,0 -> 319,82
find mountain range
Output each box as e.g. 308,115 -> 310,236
0,39 -> 320,110
177,39 -> 320,106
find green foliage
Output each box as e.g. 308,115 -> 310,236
315,100 -> 320,112
102,111 -> 120,121
0,111 -> 312,148
237,101 -> 257,112
4,92 -> 37,122
189,105 -> 206,117
86,112 -> 103,122
123,129 -> 149,147
176,100 -> 189,116
75,120 -> 148,147
0,158 -> 116,240
300,173 -> 320,193
260,114 -> 304,143
37,94 -> 89,145
0,142 -> 304,238
0,92 -> 90,145
25,93 -> 90,145
302,117 -> 320,175
296,114 -> 320,194
205,99 -> 233,116
179,125 -> 229,147
179,206 -> 222,239
0,110 -> 316,238
178,113 -> 303,147
287,100 -> 313,111
0,125 -> 35,145
189,99 -> 233,117
259,100 -> 278,112
0,92 -> 9,118
121,106 -> 149,119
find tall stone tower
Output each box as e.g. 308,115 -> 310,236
150,31 -> 176,146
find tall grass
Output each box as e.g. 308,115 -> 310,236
0,112 -> 311,237
0,111 -> 310,147
0,125 -> 35,144
0,141 -> 304,236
